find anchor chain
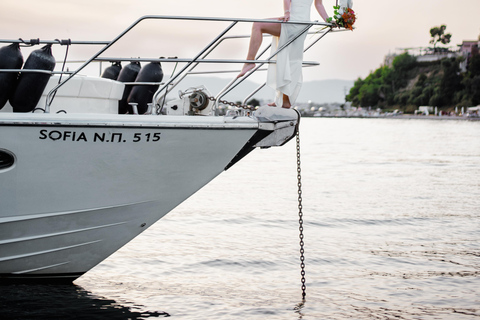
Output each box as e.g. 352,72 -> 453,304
156,94 -> 254,114
296,129 -> 306,300
207,96 -> 254,110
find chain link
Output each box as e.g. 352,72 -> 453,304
296,129 -> 306,300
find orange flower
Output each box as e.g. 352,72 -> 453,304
341,8 -> 356,30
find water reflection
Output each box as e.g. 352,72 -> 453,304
0,284 -> 169,319
294,300 -> 305,319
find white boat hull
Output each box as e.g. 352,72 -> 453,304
0,113 -> 277,282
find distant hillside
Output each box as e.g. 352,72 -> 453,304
172,76 -> 353,104
347,52 -> 480,111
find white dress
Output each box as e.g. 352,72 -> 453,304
267,0 -> 313,107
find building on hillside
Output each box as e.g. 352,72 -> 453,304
458,40 -> 479,71
459,40 -> 479,57
383,46 -> 458,67
415,49 -> 458,62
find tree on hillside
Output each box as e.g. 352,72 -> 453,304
457,54 -> 480,106
391,52 -> 417,88
431,58 -> 463,106
430,25 -> 452,51
346,53 -> 417,109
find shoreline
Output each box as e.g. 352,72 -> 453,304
306,114 -> 480,121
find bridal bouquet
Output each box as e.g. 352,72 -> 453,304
327,5 -> 356,30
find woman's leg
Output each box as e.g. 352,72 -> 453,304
237,20 -> 282,78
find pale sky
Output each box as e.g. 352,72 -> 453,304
1,0 -> 479,82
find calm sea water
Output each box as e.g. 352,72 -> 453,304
2,118 -> 479,319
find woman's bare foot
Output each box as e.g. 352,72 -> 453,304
267,102 -> 291,108
267,95 -> 291,108
237,63 -> 255,78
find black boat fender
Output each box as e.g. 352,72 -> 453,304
0,43 -> 24,110
127,62 -> 163,114
10,44 -> 55,113
117,61 -> 141,114
101,61 -> 122,80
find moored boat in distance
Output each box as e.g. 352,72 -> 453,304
0,15 -> 333,283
